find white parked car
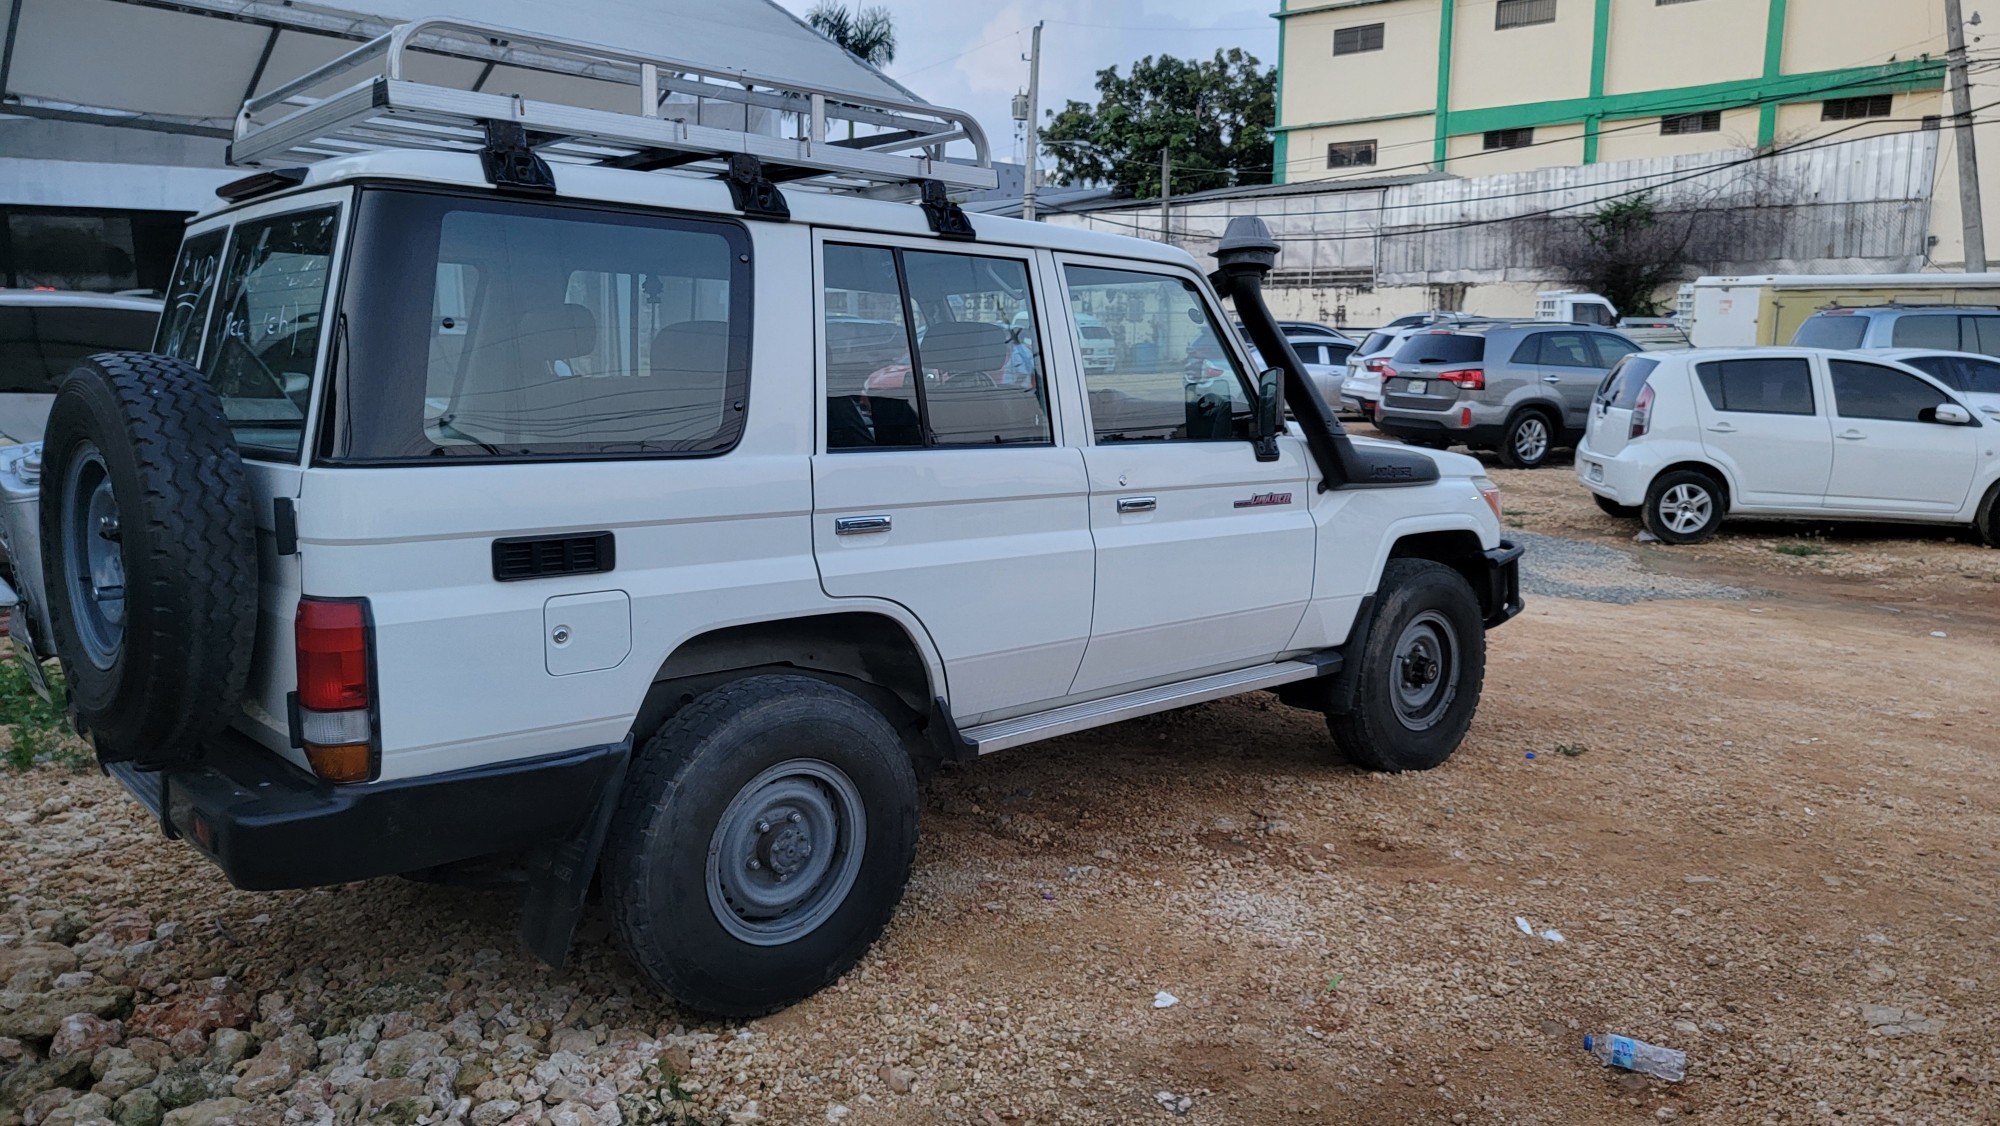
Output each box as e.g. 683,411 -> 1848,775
1576,348 -> 2000,544
0,18 -> 1523,1020
1855,347 -> 2000,419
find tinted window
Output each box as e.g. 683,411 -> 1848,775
1358,330 -> 1397,355
1957,356 -> 2000,395
1509,334 -> 1541,364
1791,314 -> 1868,349
1970,316 -> 2000,357
1829,359 -> 1954,422
1694,357 -> 1815,415
202,207 -> 339,459
1896,354 -> 1963,389
1890,314 -> 1961,350
1065,265 -> 1252,443
1591,334 -> 1642,367
1394,332 -> 1484,365
157,230 -> 225,364
0,304 -> 157,393
1599,355 -> 1660,408
1537,331 -> 1600,368
1326,342 -> 1356,365
333,191 -> 751,461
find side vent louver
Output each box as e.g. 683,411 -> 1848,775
492,532 -> 616,582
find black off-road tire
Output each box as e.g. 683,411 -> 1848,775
1976,481 -> 2000,548
39,352 -> 257,768
1593,494 -> 1640,519
1496,408 -> 1558,469
1327,559 -> 1486,773
603,674 -> 920,1018
1642,468 -> 1725,545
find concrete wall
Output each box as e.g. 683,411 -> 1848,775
1446,0 -> 1594,113
1781,0 -> 1945,73
1595,106 -> 1763,164
1280,0 -> 1440,127
1602,0 -> 1765,95
1287,115 -> 1436,180
1445,121 -> 1586,173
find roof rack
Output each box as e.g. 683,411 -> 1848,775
230,17 -> 997,197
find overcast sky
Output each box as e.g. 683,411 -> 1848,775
771,0 -> 1279,169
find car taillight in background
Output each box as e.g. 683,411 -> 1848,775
1437,368 -> 1485,391
295,596 -> 375,783
1630,383 -> 1655,439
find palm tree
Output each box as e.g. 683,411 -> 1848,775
805,2 -> 897,68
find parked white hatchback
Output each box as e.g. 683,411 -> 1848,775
1576,348 -> 2000,545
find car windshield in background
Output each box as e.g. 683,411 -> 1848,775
0,304 -> 158,393
1791,314 -> 1868,349
1394,332 -> 1485,365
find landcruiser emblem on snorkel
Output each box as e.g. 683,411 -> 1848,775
1234,492 -> 1293,508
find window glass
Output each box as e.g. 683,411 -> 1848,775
1326,140 -> 1378,168
1599,355 -> 1659,408
1357,331 -> 1396,355
1957,357 -> 2000,395
1791,313 -> 1868,349
1332,22 -> 1384,53
1829,359 -> 1954,422
1326,342 -> 1355,366
202,207 -> 339,459
1694,357 -> 1815,415
1394,332 -> 1484,365
1890,314 -> 1961,350
1969,316 -> 2000,357
0,305 -> 158,394
1537,331 -> 1599,368
1591,333 -> 1643,367
331,191 -> 752,461
823,245 -> 921,449
1509,334 -> 1541,364
156,230 -> 225,363
1896,354 -> 1963,389
1064,265 -> 1251,443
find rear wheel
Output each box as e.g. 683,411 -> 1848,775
1976,481 -> 2000,548
604,674 -> 919,1017
1497,410 -> 1556,469
1643,469 -> 1725,544
1593,494 -> 1640,519
1327,559 -> 1486,773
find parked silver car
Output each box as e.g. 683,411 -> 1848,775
1374,322 -> 1643,467
1793,305 -> 2000,354
1251,334 -> 1357,406
0,290 -> 162,442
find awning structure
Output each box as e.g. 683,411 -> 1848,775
0,0 -> 923,141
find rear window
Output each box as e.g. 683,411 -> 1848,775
0,303 -> 157,393
196,207 -> 341,459
1357,331 -> 1397,356
331,190 -> 751,461
1393,332 -> 1485,365
1597,355 -> 1659,408
1790,313 -> 1868,349
1694,357 -> 1815,415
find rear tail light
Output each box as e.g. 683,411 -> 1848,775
1630,383 -> 1655,439
1437,368 -> 1485,391
1367,359 -> 1394,378
295,597 -> 375,783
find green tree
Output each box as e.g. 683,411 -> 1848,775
805,3 -> 897,67
1041,50 -> 1274,200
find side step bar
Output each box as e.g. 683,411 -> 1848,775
961,653 -> 1342,755
104,761 -> 166,820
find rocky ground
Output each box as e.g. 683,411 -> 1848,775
3,461 -> 1998,1126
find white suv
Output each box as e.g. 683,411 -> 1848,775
0,18 -> 1521,1018
1576,348 -> 2000,545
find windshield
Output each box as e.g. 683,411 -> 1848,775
1393,332 -> 1485,365
1791,313 -> 1868,349
0,304 -> 157,393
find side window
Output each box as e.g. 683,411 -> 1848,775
1889,314 -> 1960,350
1509,334 -> 1542,364
1591,334 -> 1642,367
1969,316 -> 2000,357
1829,359 -> 1956,422
1694,357 -> 1815,415
201,207 -> 339,459
157,229 -> 226,363
1063,265 -> 1252,443
1957,356 -> 2000,395
821,244 -> 1051,450
1539,331 -> 1599,368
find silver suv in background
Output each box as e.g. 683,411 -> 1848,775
1792,305 -> 2000,355
1374,322 -> 1643,467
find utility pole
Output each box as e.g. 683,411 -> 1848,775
1947,0 -> 1987,270
1160,147 -> 1172,245
1021,21 -> 1044,221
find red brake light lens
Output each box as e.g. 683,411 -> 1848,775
296,598 -> 370,711
1438,368 -> 1485,391
1630,383 -> 1656,439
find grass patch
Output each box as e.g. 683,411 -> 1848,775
1553,743 -> 1588,758
1772,542 -> 1833,558
0,656 -> 86,772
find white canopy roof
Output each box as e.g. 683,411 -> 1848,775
0,0 -> 921,138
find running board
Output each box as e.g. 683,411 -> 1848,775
105,761 -> 165,820
962,653 -> 1342,755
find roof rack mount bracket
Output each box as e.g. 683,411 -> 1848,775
723,155 -> 791,222
479,120 -> 556,194
918,180 -> 975,241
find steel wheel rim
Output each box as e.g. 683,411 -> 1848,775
706,758 -> 867,946
1390,610 -> 1459,731
60,443 -> 125,670
1659,483 -> 1712,535
1514,417 -> 1549,462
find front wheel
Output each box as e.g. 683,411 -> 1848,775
1327,559 -> 1487,772
603,674 -> 919,1017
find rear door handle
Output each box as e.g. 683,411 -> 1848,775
1837,430 -> 1867,441
1542,375 -> 1563,383
1117,496 -> 1157,514
1707,423 -> 1737,433
834,515 -> 892,535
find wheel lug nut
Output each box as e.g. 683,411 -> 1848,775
747,859 -> 761,870
756,820 -> 770,833
788,812 -> 802,824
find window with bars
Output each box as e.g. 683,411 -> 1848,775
1495,0 -> 1557,29
1822,95 -> 1893,121
1483,127 -> 1534,150
1327,140 -> 1378,168
1660,110 -> 1722,135
1333,23 -> 1385,54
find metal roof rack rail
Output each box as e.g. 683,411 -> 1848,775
229,16 -> 997,199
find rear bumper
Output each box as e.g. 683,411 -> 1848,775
1573,440 -> 1651,505
1376,412 -> 1506,448
1482,541 -> 1525,629
110,730 -> 629,890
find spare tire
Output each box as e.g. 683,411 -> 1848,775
39,352 -> 258,768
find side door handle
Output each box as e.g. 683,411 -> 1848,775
1116,496 -> 1157,514
1542,374 -> 1563,384
1837,430 -> 1867,441
834,515 -> 892,535
1707,422 -> 1737,433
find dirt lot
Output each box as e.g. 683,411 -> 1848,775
4,458 -> 1999,1126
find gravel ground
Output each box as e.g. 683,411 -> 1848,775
1511,532 -> 1748,605
4,465 -> 1999,1125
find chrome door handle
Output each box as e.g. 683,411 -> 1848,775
1542,375 -> 1562,383
1117,496 -> 1157,514
834,515 -> 892,535
1837,430 -> 1867,441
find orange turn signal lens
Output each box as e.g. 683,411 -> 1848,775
304,742 -> 372,784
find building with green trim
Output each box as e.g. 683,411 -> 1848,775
1271,0 -> 1947,185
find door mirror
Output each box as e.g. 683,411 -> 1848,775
1253,366 -> 1284,461
1933,402 -> 1973,425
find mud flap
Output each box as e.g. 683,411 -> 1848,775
519,739 -> 631,967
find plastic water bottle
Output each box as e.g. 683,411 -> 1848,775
1583,1033 -> 1686,1082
